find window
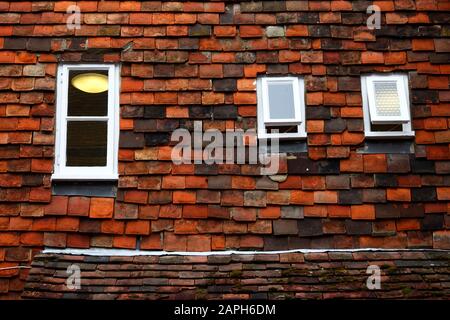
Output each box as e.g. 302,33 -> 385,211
257,77 -> 306,139
361,74 -> 414,138
52,64 -> 120,180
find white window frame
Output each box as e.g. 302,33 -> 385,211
52,64 -> 120,181
361,74 -> 414,138
257,77 -> 306,140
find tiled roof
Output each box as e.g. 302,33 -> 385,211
22,250 -> 450,299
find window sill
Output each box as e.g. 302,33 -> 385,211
258,134 -> 307,140
364,131 -> 415,139
51,174 -> 119,181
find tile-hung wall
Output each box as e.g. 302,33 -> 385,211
0,0 -> 449,297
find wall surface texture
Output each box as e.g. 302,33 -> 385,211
0,0 -> 449,298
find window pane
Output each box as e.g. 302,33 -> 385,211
373,81 -> 401,117
66,121 -> 107,167
268,82 -> 295,120
267,125 -> 298,134
68,70 -> 108,116
370,123 -> 403,132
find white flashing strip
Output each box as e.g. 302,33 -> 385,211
42,247 -> 449,257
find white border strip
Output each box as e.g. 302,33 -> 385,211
43,247 -> 450,257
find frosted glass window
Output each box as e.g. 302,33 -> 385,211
373,81 -> 401,117
366,74 -> 410,124
361,74 -> 414,138
268,82 -> 295,120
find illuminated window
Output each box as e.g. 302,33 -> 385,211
52,64 -> 120,180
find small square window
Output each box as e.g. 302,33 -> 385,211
52,64 -> 120,181
257,77 -> 306,139
362,74 -> 414,138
